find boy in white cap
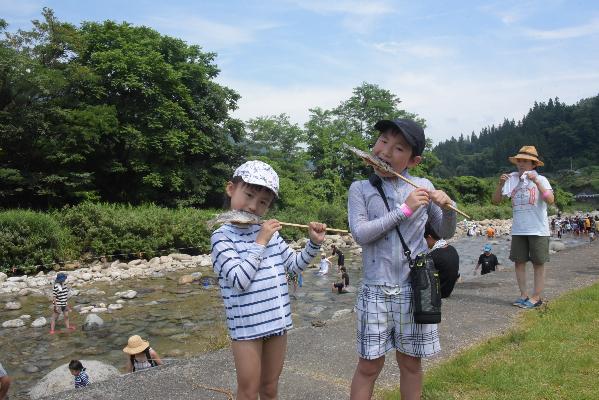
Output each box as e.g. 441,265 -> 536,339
211,160 -> 327,400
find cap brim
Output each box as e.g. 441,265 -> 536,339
374,120 -> 418,149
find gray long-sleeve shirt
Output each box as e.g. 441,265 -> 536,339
348,173 -> 457,286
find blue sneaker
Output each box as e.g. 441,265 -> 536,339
512,297 -> 528,307
520,299 -> 543,309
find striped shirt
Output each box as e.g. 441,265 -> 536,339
211,224 -> 321,340
348,173 -> 456,286
53,283 -> 69,306
74,368 -> 90,388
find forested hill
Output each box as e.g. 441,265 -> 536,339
432,95 -> 599,178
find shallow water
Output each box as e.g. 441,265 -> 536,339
0,232 -> 589,399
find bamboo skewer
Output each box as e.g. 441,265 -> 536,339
278,221 -> 349,233
344,144 -> 471,219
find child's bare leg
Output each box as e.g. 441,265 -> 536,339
396,352 -> 422,400
350,356 -> 385,400
63,310 -> 72,329
259,334 -> 287,400
50,310 -> 58,333
231,339 -> 262,400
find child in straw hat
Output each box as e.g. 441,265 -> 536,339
492,145 -> 554,309
123,335 -> 162,373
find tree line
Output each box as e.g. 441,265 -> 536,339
432,96 -> 599,178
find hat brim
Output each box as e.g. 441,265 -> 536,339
123,341 -> 150,355
508,155 -> 544,167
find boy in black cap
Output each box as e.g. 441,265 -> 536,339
348,118 -> 456,400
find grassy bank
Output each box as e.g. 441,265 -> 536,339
381,283 -> 599,400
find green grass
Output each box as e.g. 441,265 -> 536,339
381,283 -> 599,400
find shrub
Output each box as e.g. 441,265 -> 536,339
0,210 -> 78,274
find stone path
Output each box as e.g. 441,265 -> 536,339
43,242 -> 599,399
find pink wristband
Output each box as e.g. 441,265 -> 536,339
399,203 -> 414,218
541,190 -> 551,200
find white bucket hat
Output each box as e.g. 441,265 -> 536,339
233,160 -> 279,197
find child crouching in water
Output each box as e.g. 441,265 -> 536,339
211,160 -> 326,400
348,119 -> 456,400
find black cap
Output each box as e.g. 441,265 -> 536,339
374,119 -> 426,156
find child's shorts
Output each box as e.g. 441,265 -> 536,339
355,283 -> 441,360
509,235 -> 550,264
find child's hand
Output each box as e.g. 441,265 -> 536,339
499,173 -> 510,184
308,222 -> 327,244
256,219 -> 282,245
525,170 -> 538,182
429,189 -> 453,210
405,188 -> 430,212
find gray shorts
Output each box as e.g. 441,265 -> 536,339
509,235 -> 550,264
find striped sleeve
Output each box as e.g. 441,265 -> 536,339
277,233 -> 321,275
74,370 -> 90,388
211,230 -> 264,292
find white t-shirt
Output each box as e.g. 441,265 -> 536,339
318,259 -> 330,274
506,174 -> 552,236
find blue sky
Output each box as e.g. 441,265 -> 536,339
2,0 -> 599,144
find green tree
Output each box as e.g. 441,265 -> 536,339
0,9 -> 243,209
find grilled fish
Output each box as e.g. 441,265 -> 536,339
206,210 -> 261,229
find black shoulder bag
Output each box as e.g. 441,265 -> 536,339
368,174 -> 442,324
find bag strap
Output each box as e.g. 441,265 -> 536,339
368,174 -> 413,265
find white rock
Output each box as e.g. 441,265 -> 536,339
81,273 -> 92,281
108,303 -> 123,310
128,259 -> 145,266
7,276 -> 26,282
19,314 -> 31,319
332,309 -> 353,319
29,360 -> 119,399
91,265 -> 103,272
110,260 -> 120,269
90,307 -> 108,313
116,299 -> 125,304
4,301 -> 21,310
82,314 -> 104,330
169,253 -> 193,262
160,256 -> 173,263
120,290 -> 137,299
2,318 -> 25,328
550,241 -> 566,252
0,272 -> 7,282
31,317 -> 47,328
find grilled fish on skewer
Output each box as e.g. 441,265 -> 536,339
207,210 -> 349,233
344,143 -> 471,219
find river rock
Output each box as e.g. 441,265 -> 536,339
178,274 -> 194,285
169,253 -> 192,262
108,303 -> 123,310
332,309 -> 353,319
118,290 -> 138,299
29,359 -> 120,399
7,276 -> 26,282
82,313 -> 104,331
90,307 -> 108,313
0,272 -> 7,282
128,259 -> 146,267
19,314 -> 31,319
2,318 -> 25,328
31,317 -> 47,328
5,301 -> 22,310
80,272 -> 92,281
550,241 -> 566,252
308,305 -> 326,316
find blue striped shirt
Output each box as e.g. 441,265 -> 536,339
211,224 -> 321,340
74,369 -> 90,388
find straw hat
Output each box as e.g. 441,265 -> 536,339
508,145 -> 544,167
123,335 -> 150,355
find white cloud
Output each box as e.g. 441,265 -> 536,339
372,41 -> 455,58
287,0 -> 394,16
145,15 -> 279,48
525,17 -> 599,40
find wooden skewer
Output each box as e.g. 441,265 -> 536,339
279,221 -> 349,234
362,157 -> 472,219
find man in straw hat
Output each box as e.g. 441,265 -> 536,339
492,146 -> 554,309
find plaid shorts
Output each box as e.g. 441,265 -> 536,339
355,283 -> 441,359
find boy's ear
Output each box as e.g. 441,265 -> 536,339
408,155 -> 422,168
225,181 -> 235,197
